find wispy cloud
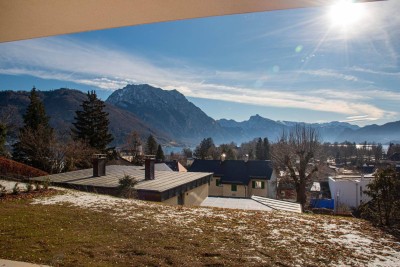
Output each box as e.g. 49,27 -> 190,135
340,115 -> 380,123
0,37 -> 397,124
298,69 -> 360,82
350,67 -> 400,78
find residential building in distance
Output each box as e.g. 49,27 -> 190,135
328,174 -> 374,211
189,159 -> 277,199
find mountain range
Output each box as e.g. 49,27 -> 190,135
1,84 -> 399,146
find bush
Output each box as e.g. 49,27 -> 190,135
34,182 -> 41,191
43,177 -> 51,190
118,175 -> 138,198
26,181 -> 33,192
0,183 -> 6,197
12,183 -> 20,195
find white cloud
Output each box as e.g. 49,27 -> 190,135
0,37 -> 397,123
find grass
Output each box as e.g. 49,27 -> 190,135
0,189 -> 399,266
1,199 -> 245,266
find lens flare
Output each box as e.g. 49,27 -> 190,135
329,0 -> 366,29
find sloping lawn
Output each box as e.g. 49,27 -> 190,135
1,188 -> 399,266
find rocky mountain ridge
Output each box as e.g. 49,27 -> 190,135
106,84 -> 234,144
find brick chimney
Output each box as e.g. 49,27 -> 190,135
145,158 -> 155,180
92,154 -> 107,177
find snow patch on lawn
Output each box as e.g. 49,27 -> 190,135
0,179 -> 28,193
28,187 -> 400,266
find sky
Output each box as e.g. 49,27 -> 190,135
0,0 -> 399,126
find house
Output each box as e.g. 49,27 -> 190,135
328,174 -> 374,211
188,159 -> 277,199
33,157 -> 212,206
389,152 -> 400,162
361,164 -> 376,174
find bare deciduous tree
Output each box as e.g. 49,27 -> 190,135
272,124 -> 320,207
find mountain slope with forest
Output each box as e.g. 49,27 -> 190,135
0,89 -> 171,145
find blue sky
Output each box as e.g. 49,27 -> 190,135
0,0 -> 399,126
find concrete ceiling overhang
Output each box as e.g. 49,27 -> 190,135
0,0 -> 385,43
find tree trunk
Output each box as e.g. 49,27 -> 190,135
296,181 -> 307,207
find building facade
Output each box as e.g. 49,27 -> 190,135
189,159 -> 277,199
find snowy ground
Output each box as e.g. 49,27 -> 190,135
0,179 -> 28,193
24,186 -> 400,267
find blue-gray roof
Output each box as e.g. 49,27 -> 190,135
189,159 -> 274,185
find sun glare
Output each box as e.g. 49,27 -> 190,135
329,0 -> 367,30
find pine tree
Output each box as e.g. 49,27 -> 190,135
194,137 -> 216,159
22,87 -> 50,130
263,137 -> 270,160
72,91 -> 113,151
12,87 -> 55,171
361,167 -> 400,226
255,137 -> 264,160
156,144 -> 165,162
146,134 -> 158,155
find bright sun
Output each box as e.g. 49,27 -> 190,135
329,0 -> 367,30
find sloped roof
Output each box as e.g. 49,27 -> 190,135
33,165 -> 211,192
154,163 -> 173,172
189,159 -> 274,185
201,196 -> 302,213
251,195 -> 302,213
164,161 -> 187,172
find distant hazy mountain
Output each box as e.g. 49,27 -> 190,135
0,89 -> 170,145
106,84 -> 232,144
218,115 -> 285,143
336,121 -> 400,144
216,115 -> 399,144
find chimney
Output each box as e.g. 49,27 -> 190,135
145,158 -> 155,180
244,154 -> 249,163
92,154 -> 107,177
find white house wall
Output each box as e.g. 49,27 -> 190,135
329,177 -> 372,210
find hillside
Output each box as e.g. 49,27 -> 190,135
0,185 -> 399,266
106,84 -> 233,145
0,89 -> 171,145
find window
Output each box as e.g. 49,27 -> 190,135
216,178 -> 221,187
231,184 -> 237,192
252,181 -> 265,189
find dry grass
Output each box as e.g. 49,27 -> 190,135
0,188 -> 399,266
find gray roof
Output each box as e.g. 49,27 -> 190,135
33,165 -> 211,193
154,163 -> 173,172
189,159 -> 274,185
